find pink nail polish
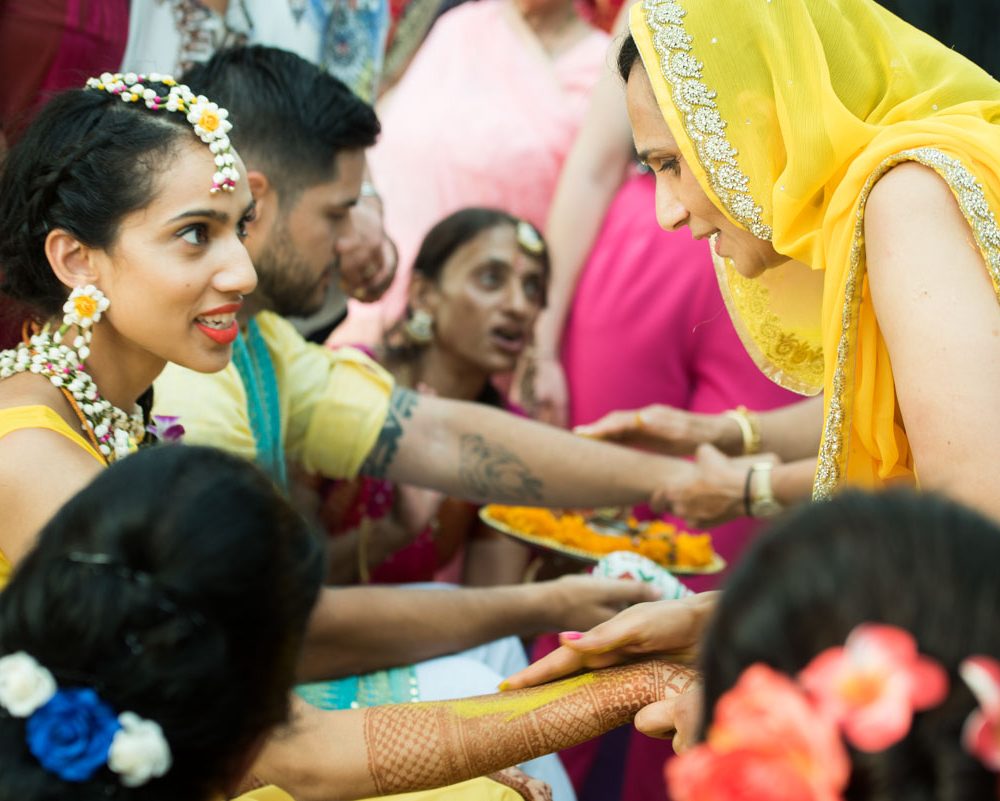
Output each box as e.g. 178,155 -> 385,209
560,631 -> 583,641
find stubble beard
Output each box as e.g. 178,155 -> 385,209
252,227 -> 333,318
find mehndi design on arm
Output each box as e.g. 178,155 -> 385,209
364,660 -> 697,795
362,387 -> 420,477
458,434 -> 544,503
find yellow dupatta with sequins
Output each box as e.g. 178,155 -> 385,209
630,0 -> 1000,496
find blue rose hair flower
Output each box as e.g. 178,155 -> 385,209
26,688 -> 122,782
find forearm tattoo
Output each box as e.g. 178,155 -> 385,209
458,434 -> 544,503
362,387 -> 419,477
364,660 -> 697,795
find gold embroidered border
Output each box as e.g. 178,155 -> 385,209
813,147 -> 1000,498
713,252 -> 825,396
640,0 -> 771,241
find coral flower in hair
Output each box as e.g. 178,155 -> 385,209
667,664 -> 849,801
959,655 -> 1000,771
799,623 -> 949,752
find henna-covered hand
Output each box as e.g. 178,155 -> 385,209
488,767 -> 553,801
504,595 -> 717,690
363,659 -> 697,795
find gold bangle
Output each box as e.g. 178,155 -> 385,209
357,517 -> 372,584
723,405 -> 761,455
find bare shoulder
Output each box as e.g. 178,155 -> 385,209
865,161 -> 974,250
0,425 -> 101,564
867,160 -> 954,204
0,371 -> 70,411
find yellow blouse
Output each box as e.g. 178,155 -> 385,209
153,311 -> 394,479
0,405 -> 106,588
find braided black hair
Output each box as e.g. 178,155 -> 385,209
0,445 -> 324,801
0,86 -> 191,321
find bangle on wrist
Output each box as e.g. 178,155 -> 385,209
723,405 -> 761,455
745,462 -> 783,519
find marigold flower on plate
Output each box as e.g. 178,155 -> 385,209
799,623 -> 948,752
667,664 -> 849,801
959,655 -> 1000,770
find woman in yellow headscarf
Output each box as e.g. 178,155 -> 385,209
616,0 -> 1000,518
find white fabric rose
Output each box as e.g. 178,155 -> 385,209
108,712 -> 173,787
0,652 -> 57,717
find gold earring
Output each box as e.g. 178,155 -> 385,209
404,309 -> 434,344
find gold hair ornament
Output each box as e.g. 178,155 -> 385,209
516,220 -> 545,255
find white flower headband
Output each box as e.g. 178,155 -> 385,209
0,651 -> 172,787
84,72 -> 239,194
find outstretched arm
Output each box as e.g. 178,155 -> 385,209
299,575 -> 659,680
575,395 -> 824,463
254,660 -> 697,801
362,388 -> 695,508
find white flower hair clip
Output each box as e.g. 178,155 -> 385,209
85,72 -> 239,194
0,651 -> 172,786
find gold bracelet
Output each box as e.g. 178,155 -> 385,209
357,517 -> 372,584
723,405 -> 761,455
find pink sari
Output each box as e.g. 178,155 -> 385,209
330,0 -> 608,347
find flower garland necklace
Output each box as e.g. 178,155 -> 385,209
0,286 -> 144,463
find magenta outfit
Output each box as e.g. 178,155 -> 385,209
541,171 -> 800,801
330,0 -> 608,347
563,171 -> 797,587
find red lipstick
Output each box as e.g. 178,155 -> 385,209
195,321 -> 239,345
194,301 -> 242,346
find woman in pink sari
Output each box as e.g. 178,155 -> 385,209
330,0 -> 608,347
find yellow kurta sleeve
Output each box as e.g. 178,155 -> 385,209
152,359 -> 259,464
154,312 -> 394,481
255,312 -> 394,479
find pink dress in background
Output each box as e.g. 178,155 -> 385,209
330,0 -> 609,347
551,172 -> 801,801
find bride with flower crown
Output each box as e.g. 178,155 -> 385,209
0,72 -> 257,578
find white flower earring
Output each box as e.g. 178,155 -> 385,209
0,282 -> 143,462
54,284 -> 110,361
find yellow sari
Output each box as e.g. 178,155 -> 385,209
630,0 -> 1000,495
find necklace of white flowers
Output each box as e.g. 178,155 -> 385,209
0,650 -> 172,786
0,286 -> 145,463
0,72 -> 240,462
